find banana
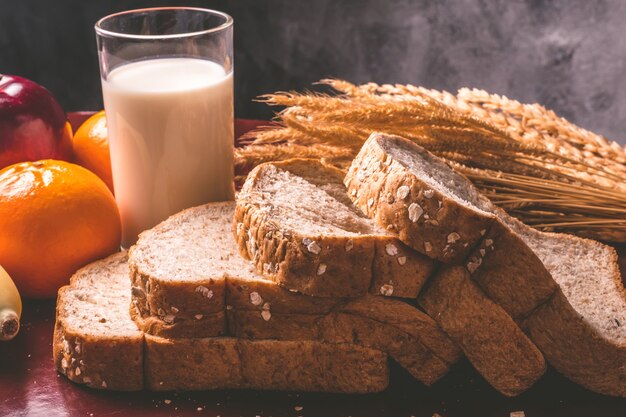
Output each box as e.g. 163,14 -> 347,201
0,264 -> 21,341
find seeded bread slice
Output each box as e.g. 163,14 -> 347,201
235,159 -> 435,298
348,132 -> 626,396
53,251 -> 144,391
505,215 -> 626,396
128,200 -> 431,337
54,252 -> 390,393
127,200 -> 460,386
128,202 -> 253,338
418,266 -> 546,396
226,275 -> 462,385
345,133 -> 555,319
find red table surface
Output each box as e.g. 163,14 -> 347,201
1,113 -> 626,417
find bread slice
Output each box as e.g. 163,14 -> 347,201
54,251 -> 144,391
54,252 -> 390,393
226,275 -> 462,385
128,201 -> 460,386
128,202 -> 246,338
418,265 -> 546,396
345,133 -> 555,318
235,159 -> 435,297
347,132 -> 626,396
504,215 -> 626,396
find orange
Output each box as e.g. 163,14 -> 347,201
72,111 -> 114,192
0,160 -> 121,298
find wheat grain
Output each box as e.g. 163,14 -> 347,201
237,80 -> 626,242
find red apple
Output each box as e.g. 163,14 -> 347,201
0,74 -> 73,169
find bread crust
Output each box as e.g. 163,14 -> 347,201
419,266 -> 546,396
144,336 -> 389,393
234,159 -> 434,298
345,135 -> 494,264
226,276 -> 461,386
55,252 -> 390,393
349,133 -> 626,397
523,288 -> 626,396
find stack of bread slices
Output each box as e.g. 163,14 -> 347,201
54,132 -> 626,396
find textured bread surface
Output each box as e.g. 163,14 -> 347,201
127,200 -> 459,386
54,252 -> 390,393
505,215 -> 626,396
226,275 -> 461,385
419,266 -> 546,396
235,159 -> 435,297
128,202 -> 257,337
145,335 -> 388,393
348,132 -> 626,396
345,133 -> 555,319
53,251 -> 144,391
345,134 -> 494,264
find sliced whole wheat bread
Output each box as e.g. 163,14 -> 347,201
54,252 -> 390,393
506,215 -> 626,396
226,275 -> 461,385
234,159 -> 435,298
234,158 -> 545,395
345,133 -> 555,319
128,202 -> 247,338
128,201 -> 460,386
418,265 -> 546,396
54,251 -> 144,391
347,132 -> 626,396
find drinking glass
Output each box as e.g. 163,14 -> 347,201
95,7 -> 234,248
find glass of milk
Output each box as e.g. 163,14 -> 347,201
95,8 -> 234,248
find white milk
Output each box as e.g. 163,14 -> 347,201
102,58 -> 234,247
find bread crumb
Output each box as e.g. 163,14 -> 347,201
510,412 -> 525,417
294,406 -> 303,411
424,242 -> 433,252
317,263 -> 327,275
164,399 -> 171,405
424,189 -> 435,198
195,314 -> 203,320
397,256 -> 406,265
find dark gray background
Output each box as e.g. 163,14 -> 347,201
1,0 -> 624,143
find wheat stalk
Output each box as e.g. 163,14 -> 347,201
237,79 -> 626,242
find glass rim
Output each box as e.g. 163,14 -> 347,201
94,7 -> 233,40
